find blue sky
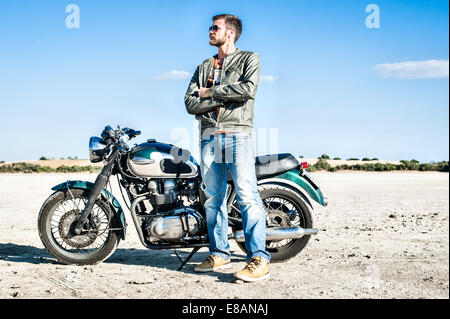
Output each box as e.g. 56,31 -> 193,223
0,0 -> 448,162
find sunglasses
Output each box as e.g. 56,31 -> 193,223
209,25 -> 226,32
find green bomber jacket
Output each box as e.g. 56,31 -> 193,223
184,48 -> 260,137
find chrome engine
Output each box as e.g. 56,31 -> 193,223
139,178 -> 204,243
146,178 -> 199,206
145,207 -> 205,243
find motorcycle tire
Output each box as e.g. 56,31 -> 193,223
38,188 -> 120,265
232,183 -> 314,263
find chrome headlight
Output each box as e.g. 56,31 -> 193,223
89,136 -> 109,163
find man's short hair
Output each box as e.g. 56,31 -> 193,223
212,14 -> 242,43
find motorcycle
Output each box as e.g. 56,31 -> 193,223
38,125 -> 328,269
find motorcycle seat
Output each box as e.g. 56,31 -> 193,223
226,153 -> 299,182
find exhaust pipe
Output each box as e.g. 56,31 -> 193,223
233,227 -> 318,242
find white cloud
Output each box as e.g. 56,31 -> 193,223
153,70 -> 192,80
372,60 -> 449,79
260,75 -> 279,83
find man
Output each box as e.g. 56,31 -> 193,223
184,14 -> 270,282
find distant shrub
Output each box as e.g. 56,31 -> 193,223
362,158 -> 371,161
89,166 -> 102,173
56,165 -> 96,173
39,156 -> 48,161
0,162 -> 51,173
418,161 -> 449,172
306,160 -> 449,173
309,159 -> 331,172
318,154 -> 330,160
36,165 -> 53,173
0,162 -> 101,174
333,157 -> 342,160
347,158 -> 359,161
400,160 -> 420,170
371,158 -> 379,161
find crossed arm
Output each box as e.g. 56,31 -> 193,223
184,53 -> 260,115
184,66 -> 222,115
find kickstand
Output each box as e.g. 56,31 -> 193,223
174,247 -> 201,271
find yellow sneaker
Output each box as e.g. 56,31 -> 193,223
194,255 -> 231,273
234,256 -> 270,282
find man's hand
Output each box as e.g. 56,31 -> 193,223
198,87 -> 211,98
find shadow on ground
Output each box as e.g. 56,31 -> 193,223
0,243 -> 56,264
0,242 -> 247,281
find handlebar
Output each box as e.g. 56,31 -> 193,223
102,125 -> 141,146
123,128 -> 141,138
120,128 -> 141,142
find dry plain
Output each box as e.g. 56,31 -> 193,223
0,171 -> 448,299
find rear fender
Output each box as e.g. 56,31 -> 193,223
258,169 -> 328,207
51,180 -> 127,240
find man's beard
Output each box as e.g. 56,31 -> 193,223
209,35 -> 226,47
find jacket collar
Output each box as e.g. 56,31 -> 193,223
212,48 -> 241,60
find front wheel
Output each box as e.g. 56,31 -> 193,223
38,188 -> 120,265
231,184 -> 314,263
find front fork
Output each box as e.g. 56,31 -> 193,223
74,147 -> 119,235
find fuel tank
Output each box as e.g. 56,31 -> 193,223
127,139 -> 199,178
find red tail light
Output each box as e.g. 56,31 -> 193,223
301,162 -> 308,169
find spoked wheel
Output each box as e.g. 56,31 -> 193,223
230,184 -> 313,262
38,188 -> 120,265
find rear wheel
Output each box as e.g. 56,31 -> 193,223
230,184 -> 313,262
38,188 -> 120,265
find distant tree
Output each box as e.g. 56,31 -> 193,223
347,158 -> 359,161
299,155 -> 304,159
362,158 -> 371,161
318,154 -> 330,160
39,156 -> 48,161
371,158 -> 379,161
333,157 -> 342,160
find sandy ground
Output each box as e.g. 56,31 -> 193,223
0,171 -> 448,299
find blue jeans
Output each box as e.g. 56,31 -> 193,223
200,132 -> 271,263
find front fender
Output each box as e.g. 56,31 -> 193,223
51,180 -> 127,240
259,169 -> 328,207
